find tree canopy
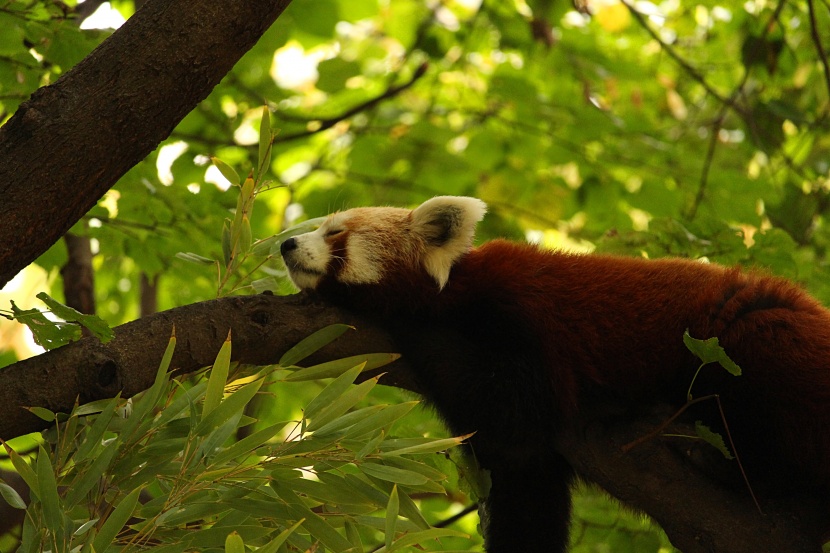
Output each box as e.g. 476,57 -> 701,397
1,0 -> 829,551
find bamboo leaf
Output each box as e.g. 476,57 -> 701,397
0,482 -> 26,509
203,331 -> 232,421
385,485 -> 399,550
285,353 -> 399,381
92,487 -> 142,551
303,364 -> 364,423
36,446 -> 62,534
279,324 -> 353,366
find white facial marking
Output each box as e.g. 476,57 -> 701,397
281,197 -> 486,292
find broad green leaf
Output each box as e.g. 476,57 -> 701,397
203,332 -> 233,421
279,324 -> 354,366
37,292 -> 114,343
285,352 -> 400,381
695,421 -> 734,460
683,331 -> 742,376
10,300 -> 80,349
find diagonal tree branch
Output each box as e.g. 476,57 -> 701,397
0,0 -> 294,289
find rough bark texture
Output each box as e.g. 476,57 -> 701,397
0,293 -> 824,552
0,0 -> 293,289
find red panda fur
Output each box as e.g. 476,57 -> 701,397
281,197 -> 830,552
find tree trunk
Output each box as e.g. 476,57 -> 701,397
0,0 -> 293,289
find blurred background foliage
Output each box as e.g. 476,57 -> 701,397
1,0 -> 829,550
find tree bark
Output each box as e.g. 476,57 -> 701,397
0,0 -> 293,289
0,292 -> 824,552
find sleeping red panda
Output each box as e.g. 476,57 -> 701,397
280,196 -> 830,552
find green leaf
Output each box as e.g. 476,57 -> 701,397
388,528 -> 469,551
279,324 -> 354,366
683,331 -> 742,376
3,443 -> 38,499
37,292 -> 114,343
342,402 -> 419,439
360,462 -> 429,486
195,378 -> 263,436
73,395 -> 121,463
210,421 -> 288,466
285,353 -> 400,381
381,435 -> 468,457
256,520 -> 304,553
0,482 -> 26,509
36,446 -> 62,534
225,531 -> 245,553
26,406 -> 55,422
92,487 -> 142,551
10,300 -> 80,350
306,376 -> 377,432
303,364 -> 364,423
176,252 -> 217,265
203,331 -> 233,421
695,421 -> 734,460
65,442 -> 119,507
258,105 -> 273,179
385,485 -> 399,550
212,157 -> 240,187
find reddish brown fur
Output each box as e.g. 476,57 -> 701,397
301,233 -> 830,551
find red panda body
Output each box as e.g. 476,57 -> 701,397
281,197 -> 830,552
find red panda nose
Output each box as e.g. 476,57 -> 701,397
280,237 -> 297,256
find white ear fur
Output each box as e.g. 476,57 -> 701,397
411,196 -> 487,288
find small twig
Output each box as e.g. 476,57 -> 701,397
622,394 -> 762,515
620,0 -> 734,110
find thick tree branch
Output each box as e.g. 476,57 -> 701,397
0,0 -> 293,289
0,293 -> 824,552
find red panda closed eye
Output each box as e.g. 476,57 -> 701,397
281,196 -> 830,553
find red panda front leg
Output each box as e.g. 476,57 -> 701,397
388,316 -> 575,552
481,454 -> 575,553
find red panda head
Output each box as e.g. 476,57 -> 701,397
280,196 -> 487,295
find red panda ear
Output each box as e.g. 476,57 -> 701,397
411,196 -> 487,288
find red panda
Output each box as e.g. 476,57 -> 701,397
280,196 -> 830,552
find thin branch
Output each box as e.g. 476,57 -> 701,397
807,0 -> 830,108
273,63 -> 429,143
620,0 -> 735,110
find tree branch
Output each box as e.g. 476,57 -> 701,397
0,293 -> 824,552
0,0 -> 294,289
